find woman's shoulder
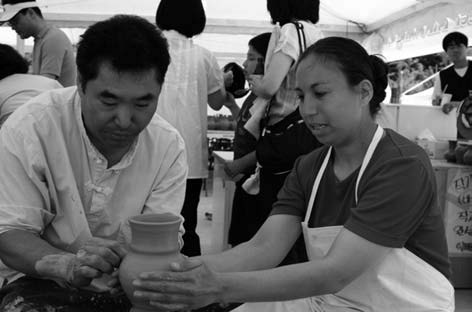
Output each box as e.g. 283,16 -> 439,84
376,128 -> 433,171
295,145 -> 328,171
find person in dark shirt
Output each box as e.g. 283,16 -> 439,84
432,31 -> 471,114
131,37 -> 454,312
224,32 -> 271,246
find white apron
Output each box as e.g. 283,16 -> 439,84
234,126 -> 455,312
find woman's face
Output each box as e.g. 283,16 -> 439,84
242,46 -> 264,78
295,54 -> 371,147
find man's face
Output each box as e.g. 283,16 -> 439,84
8,11 -> 35,39
79,62 -> 161,155
446,41 -> 468,64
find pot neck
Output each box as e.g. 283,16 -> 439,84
129,219 -> 181,254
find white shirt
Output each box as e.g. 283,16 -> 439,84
0,87 -> 188,278
0,73 -> 62,126
156,30 -> 224,178
264,21 -> 323,121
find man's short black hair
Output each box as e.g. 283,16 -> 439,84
442,31 -> 468,51
155,0 -> 205,38
0,43 -> 28,80
76,14 -> 170,90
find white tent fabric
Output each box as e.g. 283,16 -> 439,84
26,0 -> 438,27
2,0 -> 469,62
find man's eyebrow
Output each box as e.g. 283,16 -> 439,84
137,94 -> 155,101
99,90 -> 118,98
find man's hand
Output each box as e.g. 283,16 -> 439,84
133,258 -> 224,311
35,237 -> 127,288
442,102 -> 458,114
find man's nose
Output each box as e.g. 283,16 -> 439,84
114,105 -> 133,128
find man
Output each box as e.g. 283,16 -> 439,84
432,31 -> 472,114
0,15 -> 187,311
0,43 -> 62,126
0,0 -> 76,86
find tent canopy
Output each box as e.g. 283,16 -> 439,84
1,0 -> 470,63
32,0 -> 450,32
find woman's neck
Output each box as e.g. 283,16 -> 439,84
332,122 -> 378,181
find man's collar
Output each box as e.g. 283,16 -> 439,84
34,24 -> 51,40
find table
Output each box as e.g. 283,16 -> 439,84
210,151 -> 235,252
432,159 -> 472,288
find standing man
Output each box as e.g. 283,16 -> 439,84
432,31 -> 472,113
0,0 -> 76,87
0,15 -> 187,311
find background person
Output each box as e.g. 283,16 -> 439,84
432,31 -> 471,113
247,0 -> 324,265
0,43 -> 62,126
225,32 -> 271,246
0,15 -> 187,311
132,37 -> 454,312
155,0 -> 237,257
0,0 -> 77,87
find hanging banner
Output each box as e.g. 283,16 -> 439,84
364,3 -> 472,61
445,167 -> 472,256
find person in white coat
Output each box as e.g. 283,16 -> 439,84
155,0 -> 237,257
131,37 -> 454,312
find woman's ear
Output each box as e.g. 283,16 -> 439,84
358,79 -> 373,107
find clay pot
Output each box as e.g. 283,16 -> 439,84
463,148 -> 472,165
455,145 -> 469,164
119,213 -> 183,312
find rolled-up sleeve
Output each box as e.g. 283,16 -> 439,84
0,125 -> 54,235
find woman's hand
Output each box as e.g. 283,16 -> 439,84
223,160 -> 244,181
132,258 -> 224,311
247,74 -> 263,91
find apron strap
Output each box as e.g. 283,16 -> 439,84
355,126 -> 384,204
305,147 -> 331,223
304,125 -> 384,223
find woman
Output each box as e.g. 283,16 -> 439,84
132,37 -> 454,311
247,0 -> 324,264
154,0 -> 236,256
225,32 -> 271,246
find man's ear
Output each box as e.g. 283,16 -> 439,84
358,79 -> 373,107
76,73 -> 85,95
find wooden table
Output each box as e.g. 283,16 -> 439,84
432,159 -> 472,288
209,151 -> 235,252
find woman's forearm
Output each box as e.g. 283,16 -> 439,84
218,260 -> 342,303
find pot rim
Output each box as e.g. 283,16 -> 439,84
128,213 -> 182,226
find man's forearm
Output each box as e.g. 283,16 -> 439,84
0,230 -> 74,280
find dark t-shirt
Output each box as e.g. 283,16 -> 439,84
233,92 -> 258,161
439,61 -> 472,102
271,129 -> 451,278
